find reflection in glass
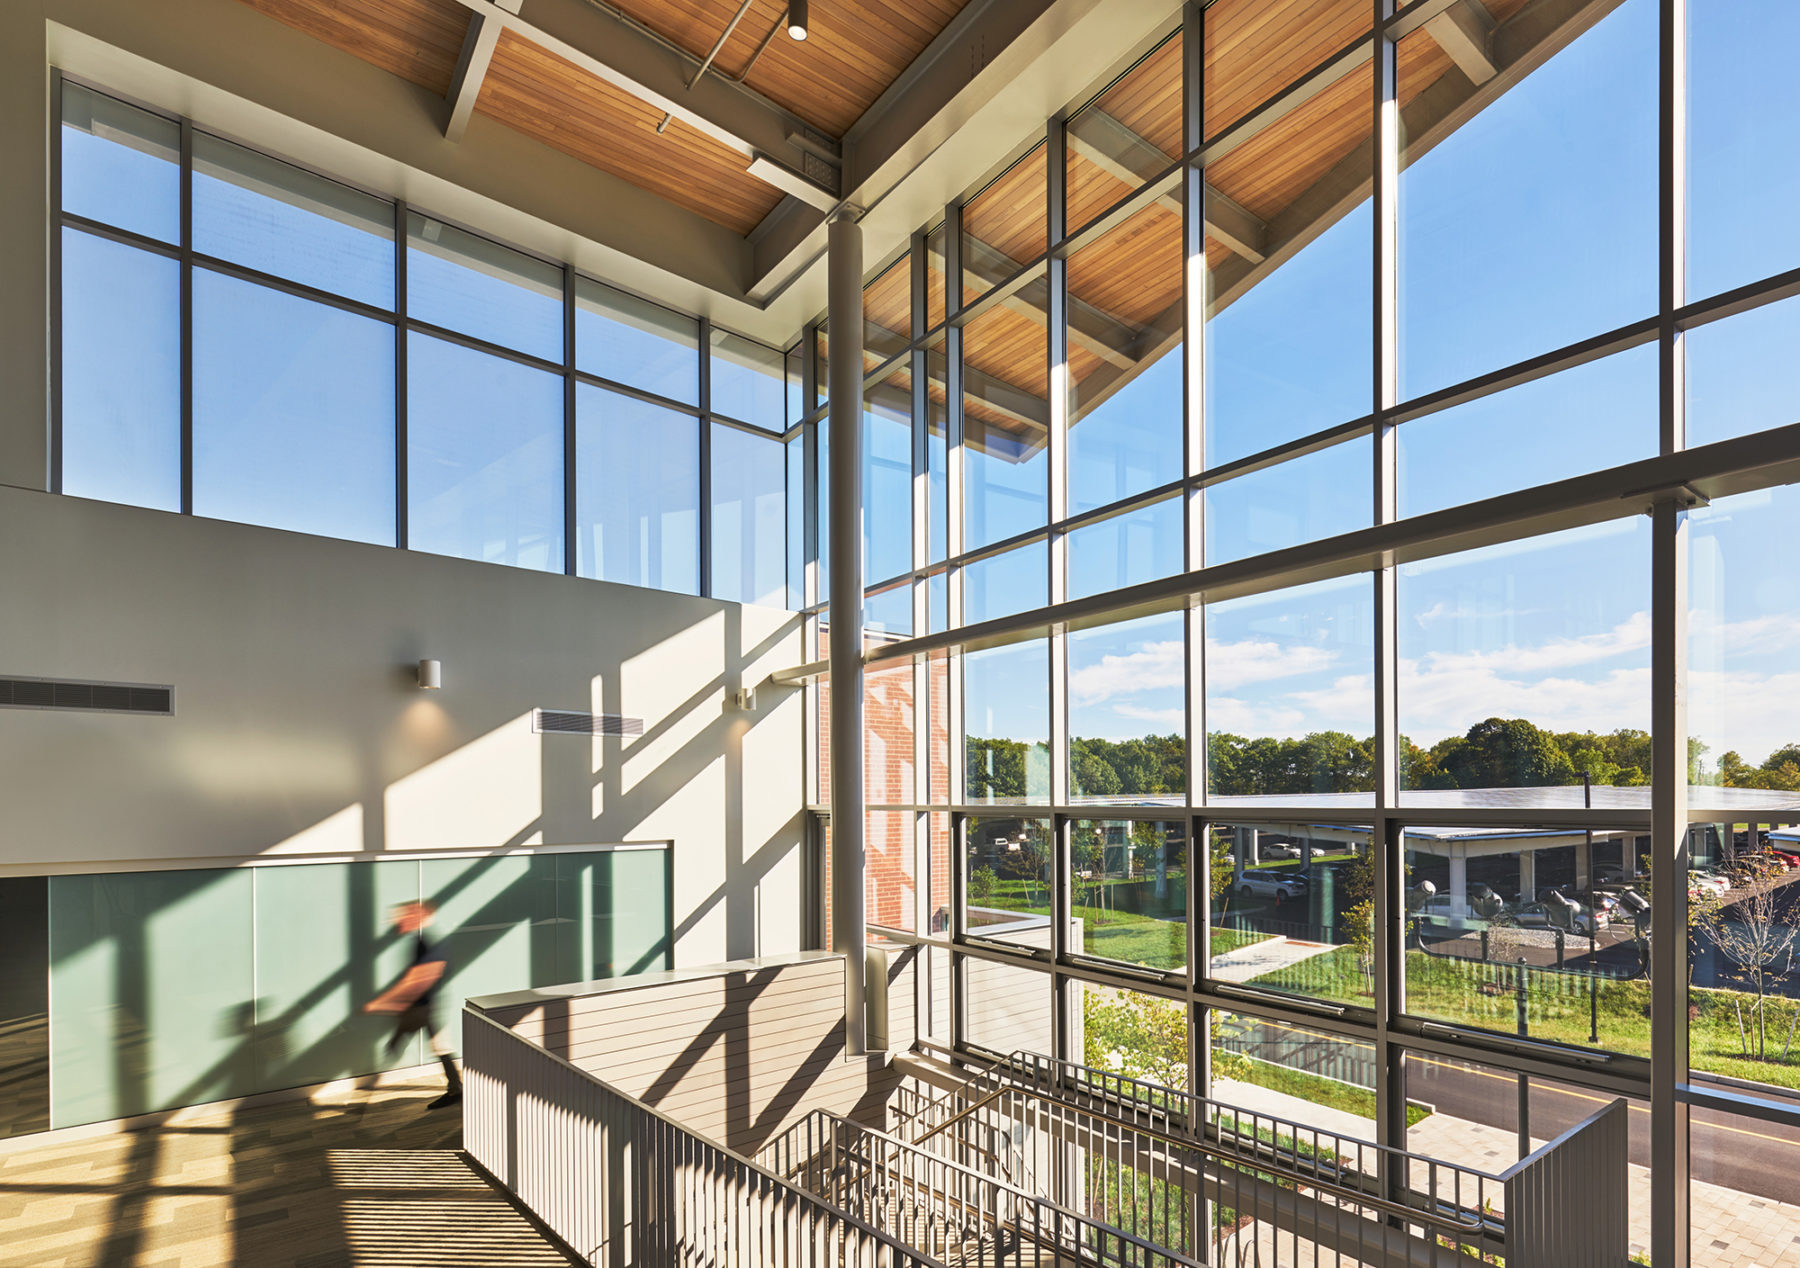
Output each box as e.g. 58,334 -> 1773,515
1067,202 -> 1183,514
963,297 -> 1049,549
1071,822 -> 1187,973
408,332 -> 563,571
1403,824 -> 1649,1060
926,345 -> 949,563
60,83 -> 180,243
194,133 -> 395,308
1209,824 -> 1370,1010
962,144 -> 1048,305
1685,295 -> 1800,450
1066,33 -> 1182,232
786,431 -> 805,610
1204,437 -> 1369,566
863,254 -> 911,366
575,278 -> 698,405
1068,497 -> 1185,601
964,542 -> 1047,627
709,329 -> 785,430
60,229 -> 181,512
1398,0 -> 1655,399
865,583 -> 913,639
407,213 -> 563,362
964,817 -> 1055,934
1213,1009 -> 1381,1131
865,666 -> 916,807
711,423 -> 786,606
965,640 -> 1050,805
576,385 -> 698,594
1399,346 -> 1656,518
1687,0 -> 1800,302
865,810 -> 916,932
1069,612 -> 1186,801
1206,574 -> 1374,798
194,271 -> 395,545
1398,519 -> 1650,799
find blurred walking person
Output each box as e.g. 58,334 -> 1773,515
365,900 -> 462,1109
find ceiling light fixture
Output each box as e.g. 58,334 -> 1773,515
787,0 -> 808,41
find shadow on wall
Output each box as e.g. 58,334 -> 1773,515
23,597 -> 808,1134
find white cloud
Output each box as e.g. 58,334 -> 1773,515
1112,703 -> 1187,730
1414,611 -> 1651,678
1070,639 -> 1185,708
1202,637 -> 1340,692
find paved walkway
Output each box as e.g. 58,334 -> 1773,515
1210,936 -> 1338,985
0,1078 -> 577,1268
1218,1078 -> 1800,1266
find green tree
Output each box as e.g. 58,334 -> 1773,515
1438,717 -> 1575,788
969,865 -> 997,906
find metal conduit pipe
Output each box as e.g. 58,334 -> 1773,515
827,210 -> 867,1055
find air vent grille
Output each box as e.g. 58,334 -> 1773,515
533,709 -> 643,737
0,676 -> 173,715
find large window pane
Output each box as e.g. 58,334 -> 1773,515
1068,496 -> 1185,601
1210,822 -> 1370,1010
194,271 -> 396,545
60,229 -> 181,512
1066,34 -> 1182,232
962,144 -> 1047,305
864,380 -> 913,584
711,423 -> 785,606
865,582 -> 913,639
709,329 -> 785,431
964,816 -> 1054,934
1689,1105 -> 1800,1260
574,278 -> 698,405
1398,0 -> 1656,399
407,213 -> 562,362
1204,438 -> 1369,566
866,661 -> 917,806
1205,203 -> 1372,467
965,641 -> 1050,805
1687,0 -> 1800,302
1213,1010 -> 1382,1134
964,541 -> 1048,627
965,954 -> 1055,1057
193,133 -> 395,309
864,254 -> 911,367
964,292 -> 1049,549
60,83 -> 179,243
926,346 -> 950,564
1206,574 -> 1374,800
1399,345 -> 1657,518
1403,822 -> 1649,1060
1072,821 -> 1187,973
1685,294 -> 1800,449
786,430 -> 805,609
1398,519 -> 1651,802
1069,612 -> 1187,801
408,332 -> 564,571
1067,201 -> 1183,513
575,385 -> 698,594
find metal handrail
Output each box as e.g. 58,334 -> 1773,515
979,1051 -> 1504,1241
463,1007 -> 954,1268
776,1107 -> 1208,1268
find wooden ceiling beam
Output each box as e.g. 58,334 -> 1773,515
438,0 -> 837,203
1424,0 -> 1499,86
943,233 -> 1141,371
444,0 -> 521,142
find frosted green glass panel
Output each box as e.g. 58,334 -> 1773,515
420,855 -> 559,1027
252,860 -> 421,1089
50,869 -> 254,1127
556,850 -> 671,981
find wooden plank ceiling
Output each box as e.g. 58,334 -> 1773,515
232,0 -> 973,235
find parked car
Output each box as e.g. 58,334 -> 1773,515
1506,901 -> 1600,938
1237,868 -> 1309,903
1415,894 -> 1475,933
1258,843 -> 1303,860
1539,886 -> 1620,922
1688,871 -> 1730,899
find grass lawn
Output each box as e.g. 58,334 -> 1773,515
1221,1053 -> 1430,1128
1246,943 -> 1800,1091
976,891 -> 1266,970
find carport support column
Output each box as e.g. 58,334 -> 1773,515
1448,851 -> 1468,917
827,211 -> 867,1055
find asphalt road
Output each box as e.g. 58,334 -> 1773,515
1237,1018 -> 1800,1207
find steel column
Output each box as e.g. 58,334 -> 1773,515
827,212 -> 868,1054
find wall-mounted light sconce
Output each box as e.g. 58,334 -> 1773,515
787,0 -> 808,41
417,659 -> 443,690
734,686 -> 757,712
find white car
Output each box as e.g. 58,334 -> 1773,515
1237,868 -> 1309,902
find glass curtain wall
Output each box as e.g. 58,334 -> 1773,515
796,3 -> 1800,1261
54,79 -> 797,609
